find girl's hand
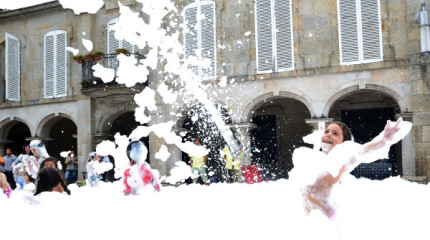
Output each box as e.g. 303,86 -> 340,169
382,118 -> 412,145
383,118 -> 402,142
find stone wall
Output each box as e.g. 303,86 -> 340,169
0,0 -> 429,179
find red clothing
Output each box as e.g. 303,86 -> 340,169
123,163 -> 160,194
241,165 -> 263,184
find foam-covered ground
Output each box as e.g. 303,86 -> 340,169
1,176 -> 429,240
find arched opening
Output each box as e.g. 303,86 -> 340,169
46,118 -> 77,167
5,122 -> 31,156
109,111 -> 149,163
181,103 -> 232,183
250,98 -> 312,180
329,90 -> 402,179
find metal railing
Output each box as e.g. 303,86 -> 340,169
79,53 -> 146,88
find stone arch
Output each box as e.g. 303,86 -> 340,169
0,117 -> 33,139
323,84 -> 404,117
36,113 -> 77,138
326,85 -> 403,179
245,93 -> 313,180
97,105 -> 136,134
0,117 -> 32,155
241,91 -> 315,123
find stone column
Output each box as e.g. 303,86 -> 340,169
230,122 -> 257,166
305,118 -> 334,131
396,113 -> 415,177
76,99 -> 93,181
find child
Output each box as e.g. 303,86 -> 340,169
123,140 -> 160,195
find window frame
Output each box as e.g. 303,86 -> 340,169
183,0 -> 217,81
255,0 -> 294,74
337,0 -> 383,65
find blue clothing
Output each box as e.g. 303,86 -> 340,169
3,155 -> 17,171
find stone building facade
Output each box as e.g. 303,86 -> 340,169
0,0 -> 429,182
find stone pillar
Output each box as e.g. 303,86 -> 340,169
76,99 -> 93,180
396,113 -> 415,177
230,122 -> 257,166
305,118 -> 334,131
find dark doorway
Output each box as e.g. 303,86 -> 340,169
110,112 -> 149,163
250,115 -> 277,164
249,98 -> 312,180
47,118 -> 77,167
342,108 -> 398,179
5,122 -> 31,156
250,115 -> 278,181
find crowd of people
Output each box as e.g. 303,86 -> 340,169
0,139 -> 160,198
0,119 -> 412,221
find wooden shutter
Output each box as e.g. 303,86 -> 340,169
5,33 -> 20,102
274,0 -> 293,71
360,0 -> 382,62
44,33 -> 55,98
44,30 -> 67,98
338,0 -> 360,65
184,3 -> 199,77
55,31 -> 67,97
107,19 -> 120,68
200,1 -> 216,80
255,0 -> 274,73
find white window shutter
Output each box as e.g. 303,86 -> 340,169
44,33 -> 55,98
360,0 -> 383,62
184,3 -> 199,77
107,20 -> 120,69
255,0 -> 274,73
338,0 -> 360,64
274,0 -> 293,71
200,2 -> 216,80
121,39 -> 134,54
5,33 -> 20,102
55,31 -> 67,97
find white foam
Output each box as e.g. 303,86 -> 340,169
82,38 -> 93,51
92,63 -> 115,83
155,145 -> 170,162
66,47 -> 79,56
58,0 -> 104,14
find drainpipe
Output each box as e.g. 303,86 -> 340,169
415,0 -> 430,55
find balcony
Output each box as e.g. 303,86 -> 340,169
77,51 -> 147,98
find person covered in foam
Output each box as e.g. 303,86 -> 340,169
291,118 -> 412,219
14,140 -> 51,179
86,152 -> 113,187
123,140 -> 161,195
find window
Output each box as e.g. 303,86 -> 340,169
107,18 -> 134,69
338,0 -> 383,65
255,0 -> 294,74
5,33 -> 20,101
44,30 -> 67,99
184,1 -> 216,80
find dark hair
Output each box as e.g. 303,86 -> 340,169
24,171 -> 35,183
40,157 -> 59,169
5,148 -> 12,152
330,121 -> 352,142
34,168 -> 70,195
23,145 -> 32,154
126,140 -> 140,162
